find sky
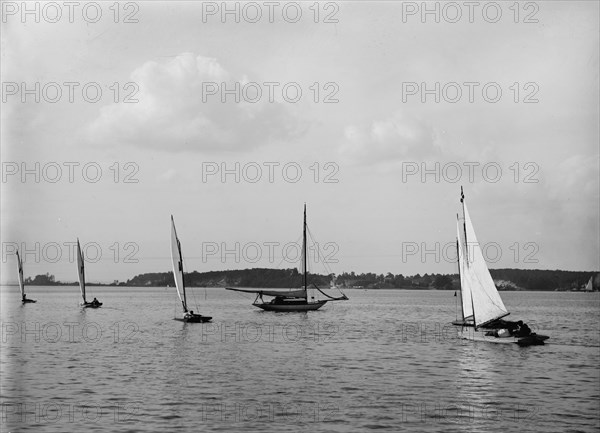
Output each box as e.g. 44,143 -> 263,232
1,1 -> 598,283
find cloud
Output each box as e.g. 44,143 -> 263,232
339,111 -> 443,165
87,53 -> 303,152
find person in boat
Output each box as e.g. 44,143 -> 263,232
271,296 -> 285,305
91,297 -> 100,306
515,321 -> 531,337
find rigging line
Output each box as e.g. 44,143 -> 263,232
305,225 -> 334,276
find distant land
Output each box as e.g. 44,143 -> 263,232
16,268 -> 600,292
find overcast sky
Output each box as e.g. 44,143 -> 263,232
1,1 -> 598,283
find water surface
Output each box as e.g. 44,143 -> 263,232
1,286 -> 598,432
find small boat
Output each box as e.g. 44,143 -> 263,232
77,239 -> 102,308
452,188 -> 549,346
227,204 -> 348,312
584,275 -> 594,292
170,215 -> 211,323
16,249 -> 36,303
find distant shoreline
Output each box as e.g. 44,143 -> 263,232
3,266 -> 599,292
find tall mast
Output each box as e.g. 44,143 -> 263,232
303,203 -> 307,297
178,237 -> 188,311
460,186 -> 468,266
77,238 -> 86,302
456,215 -> 464,321
171,215 -> 188,312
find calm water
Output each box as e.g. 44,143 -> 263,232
1,286 -> 598,432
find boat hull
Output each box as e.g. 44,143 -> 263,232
456,327 -> 549,346
174,314 -> 212,323
22,299 -> 37,303
82,302 -> 102,308
254,300 -> 327,312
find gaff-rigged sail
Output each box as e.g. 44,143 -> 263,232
76,239 -> 86,303
461,200 -> 509,327
170,216 -> 188,312
16,249 -> 25,298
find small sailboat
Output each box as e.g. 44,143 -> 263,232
16,249 -> 36,303
452,188 -> 548,346
227,204 -> 348,312
170,215 -> 211,322
77,239 -> 102,308
584,276 -> 594,292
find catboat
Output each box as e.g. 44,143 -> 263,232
16,249 -> 36,303
170,216 -> 212,322
227,204 -> 348,312
452,188 -> 549,346
77,239 -> 102,308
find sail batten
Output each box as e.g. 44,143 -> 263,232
76,239 -> 86,303
458,200 -> 509,327
170,216 -> 188,312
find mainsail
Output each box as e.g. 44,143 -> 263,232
170,216 -> 188,312
456,219 -> 473,322
459,196 -> 509,327
16,249 -> 25,299
76,239 -> 86,303
585,276 -> 593,291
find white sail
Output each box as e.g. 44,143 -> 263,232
16,249 -> 25,298
585,276 -> 593,291
462,202 -> 508,327
170,216 -> 187,312
456,219 -> 473,322
76,239 -> 86,303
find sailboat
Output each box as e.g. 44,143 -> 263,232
226,204 -> 348,312
16,249 -> 36,303
452,188 -> 548,346
584,276 -> 594,292
77,239 -> 102,308
170,215 -> 212,322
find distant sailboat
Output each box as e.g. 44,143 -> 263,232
226,204 -> 348,312
584,276 -> 594,292
77,239 -> 102,308
170,215 -> 211,322
452,188 -> 548,346
16,249 -> 36,303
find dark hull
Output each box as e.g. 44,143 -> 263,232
82,302 -> 102,308
174,314 -> 212,323
22,299 -> 37,303
455,324 -> 549,345
254,300 -> 327,312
